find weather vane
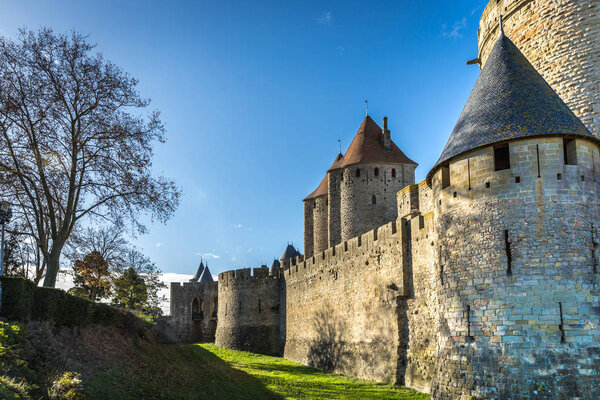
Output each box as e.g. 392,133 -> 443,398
338,139 -> 342,154
365,100 -> 369,116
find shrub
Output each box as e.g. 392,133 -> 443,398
48,372 -> 87,400
0,375 -> 33,400
0,277 -> 35,321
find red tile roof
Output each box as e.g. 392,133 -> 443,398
304,116 -> 416,201
304,153 -> 343,201
335,116 -> 416,168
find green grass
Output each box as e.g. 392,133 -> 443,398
88,342 -> 429,400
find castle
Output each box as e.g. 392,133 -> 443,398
157,1 -> 600,398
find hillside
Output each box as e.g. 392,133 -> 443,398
0,320 -> 428,399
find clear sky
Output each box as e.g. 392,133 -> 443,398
0,0 -> 485,278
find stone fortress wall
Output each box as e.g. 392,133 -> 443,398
338,163 -> 415,242
215,267 -> 283,355
478,0 -> 600,136
156,281 -> 218,343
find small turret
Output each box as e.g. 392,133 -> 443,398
190,259 -> 205,282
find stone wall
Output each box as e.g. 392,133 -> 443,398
303,200 -> 314,258
429,136 -> 600,399
313,195 -> 329,254
283,221 -> 409,384
340,163 -> 415,242
328,169 -> 343,248
215,267 -> 283,355
157,281 -> 218,343
478,0 -> 600,136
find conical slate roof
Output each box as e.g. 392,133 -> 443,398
270,259 -> 281,272
191,260 -> 205,281
335,116 -> 416,168
304,153 -> 344,201
281,244 -> 300,260
198,264 -> 214,283
427,32 -> 593,183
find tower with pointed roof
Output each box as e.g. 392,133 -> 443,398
419,19 -> 600,398
304,115 -> 416,257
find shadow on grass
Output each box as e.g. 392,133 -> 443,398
88,342 -> 284,400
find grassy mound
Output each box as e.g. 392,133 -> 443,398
0,320 -> 428,399
89,342 -> 429,399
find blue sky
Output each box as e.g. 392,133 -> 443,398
1,0 -> 484,277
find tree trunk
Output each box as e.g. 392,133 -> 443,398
43,251 -> 60,287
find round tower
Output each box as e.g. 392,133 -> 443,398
426,28 -> 600,399
478,0 -> 600,136
304,154 -> 343,257
336,116 -> 416,241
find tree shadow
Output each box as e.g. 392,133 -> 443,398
306,305 -> 347,372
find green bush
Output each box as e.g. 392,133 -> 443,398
31,287 -> 63,323
0,277 -> 148,332
48,372 -> 87,400
0,277 -> 35,321
0,375 -> 33,400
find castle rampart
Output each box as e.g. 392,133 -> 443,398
478,0 -> 600,136
215,267 -> 283,355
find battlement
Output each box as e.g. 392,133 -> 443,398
283,219 -> 402,280
218,266 -> 282,287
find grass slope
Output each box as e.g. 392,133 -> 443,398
90,342 -> 429,400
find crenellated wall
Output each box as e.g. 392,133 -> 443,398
215,267 -> 283,355
478,0 -> 600,136
283,221 -> 409,383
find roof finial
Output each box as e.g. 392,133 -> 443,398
338,139 -> 342,154
365,100 -> 369,116
499,14 -> 504,36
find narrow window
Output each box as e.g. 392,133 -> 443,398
440,264 -> 444,285
485,182 -> 490,189
374,167 -> 379,177
592,224 -> 598,274
563,138 -> 577,165
466,305 -> 473,341
557,173 -> 562,180
505,230 -> 512,275
258,300 -> 262,313
326,198 -> 328,206
441,165 -> 450,189
391,168 -> 396,178
453,191 -> 457,198
371,195 -> 376,205
515,176 -> 520,183
356,169 -> 361,177
494,144 -> 510,171
536,144 -> 541,178
559,302 -> 565,343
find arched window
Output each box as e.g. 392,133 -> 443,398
371,195 -> 376,205
192,298 -> 204,320
391,168 -> 396,178
356,169 -> 361,177
374,167 -> 379,176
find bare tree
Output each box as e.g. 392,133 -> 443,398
66,225 -> 128,271
0,28 -> 180,287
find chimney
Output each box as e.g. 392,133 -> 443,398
382,117 -> 391,152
